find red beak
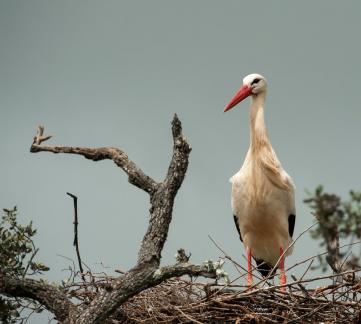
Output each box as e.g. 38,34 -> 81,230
224,85 -> 252,112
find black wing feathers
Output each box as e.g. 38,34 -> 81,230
233,215 -> 243,242
288,214 -> 296,238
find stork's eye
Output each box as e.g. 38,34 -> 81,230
251,78 -> 261,85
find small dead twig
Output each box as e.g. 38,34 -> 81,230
291,274 -> 310,298
66,192 -> 85,282
32,125 -> 52,145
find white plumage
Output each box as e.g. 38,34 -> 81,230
224,73 -> 296,285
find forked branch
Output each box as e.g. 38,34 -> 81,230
2,114 -> 220,324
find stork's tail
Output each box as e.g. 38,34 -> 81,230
254,258 -> 276,277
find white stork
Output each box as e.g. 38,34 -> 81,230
224,73 -> 296,287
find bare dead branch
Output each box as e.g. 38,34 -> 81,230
23,115 -> 221,324
32,125 -> 52,145
137,114 -> 191,265
66,192 -> 85,282
72,115 -> 195,323
30,130 -> 157,194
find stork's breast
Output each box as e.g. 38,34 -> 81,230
231,176 -> 293,265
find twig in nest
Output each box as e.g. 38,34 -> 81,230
290,274 -> 310,298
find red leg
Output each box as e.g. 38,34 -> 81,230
247,247 -> 253,287
279,247 -> 286,291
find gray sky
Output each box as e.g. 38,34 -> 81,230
1,1 -> 361,321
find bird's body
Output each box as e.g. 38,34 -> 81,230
224,73 -> 296,284
231,141 -> 295,269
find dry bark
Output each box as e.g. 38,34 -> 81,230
0,115 -> 218,323
0,271 -> 77,322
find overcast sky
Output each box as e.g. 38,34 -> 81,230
1,1 -> 361,321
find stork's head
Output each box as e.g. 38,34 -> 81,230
224,73 -> 267,112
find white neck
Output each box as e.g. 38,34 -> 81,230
249,92 -> 270,152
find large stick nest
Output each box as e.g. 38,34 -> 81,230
66,270 -> 361,323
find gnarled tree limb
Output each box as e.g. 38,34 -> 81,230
0,272 -> 76,322
1,114 -> 220,324
72,114 -> 193,323
137,115 -> 191,265
31,127 -> 157,194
